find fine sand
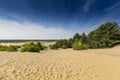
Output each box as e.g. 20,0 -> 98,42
0,46 -> 120,80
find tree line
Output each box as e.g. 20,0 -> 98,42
50,22 -> 120,50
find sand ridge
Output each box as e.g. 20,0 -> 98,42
0,47 -> 120,80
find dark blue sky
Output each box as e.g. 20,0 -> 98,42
0,0 -> 120,27
0,0 -> 120,39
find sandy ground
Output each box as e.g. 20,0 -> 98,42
0,46 -> 120,80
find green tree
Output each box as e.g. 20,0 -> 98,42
81,32 -> 87,44
88,22 -> 120,48
73,33 -> 81,41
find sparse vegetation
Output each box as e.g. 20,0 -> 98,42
0,45 -> 20,52
21,41 -> 46,52
61,45 -> 67,49
49,44 -> 59,50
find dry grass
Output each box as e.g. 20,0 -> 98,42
0,44 -> 120,80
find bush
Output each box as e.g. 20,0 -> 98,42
0,45 -> 20,52
55,39 -> 68,48
67,38 -> 73,48
43,46 -> 48,50
6,46 -> 20,51
49,44 -> 59,50
21,42 -> 45,52
72,40 -> 88,50
36,42 -> 44,50
0,46 -> 8,51
61,45 -> 67,49
21,45 -> 40,52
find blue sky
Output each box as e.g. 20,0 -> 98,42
0,0 -> 120,39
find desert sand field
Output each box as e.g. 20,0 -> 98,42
0,46 -> 120,80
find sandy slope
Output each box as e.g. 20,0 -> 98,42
0,47 -> 120,80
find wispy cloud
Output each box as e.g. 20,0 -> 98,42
102,2 -> 120,22
0,19 -> 73,39
83,0 -> 95,12
104,2 -> 120,12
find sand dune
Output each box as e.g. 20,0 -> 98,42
0,47 -> 120,80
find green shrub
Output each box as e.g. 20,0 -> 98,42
67,38 -> 73,48
6,46 -> 20,51
61,45 -> 67,49
72,40 -> 88,50
55,39 -> 68,48
0,46 -> 8,51
43,46 -> 48,50
0,45 -> 20,52
49,44 -> 59,50
21,45 -> 40,52
36,42 -> 44,50
81,44 -> 89,50
21,42 -> 41,52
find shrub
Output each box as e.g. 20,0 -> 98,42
55,39 -> 68,48
49,44 -> 59,50
0,45 -> 20,52
21,42 -> 42,52
61,45 -> 67,49
67,38 -> 73,48
36,42 -> 44,50
72,40 -> 88,50
43,46 -> 48,50
6,46 -> 20,51
0,46 -> 8,51
21,45 -> 40,52
81,44 -> 89,50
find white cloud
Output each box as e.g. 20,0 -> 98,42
0,19 -> 74,39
